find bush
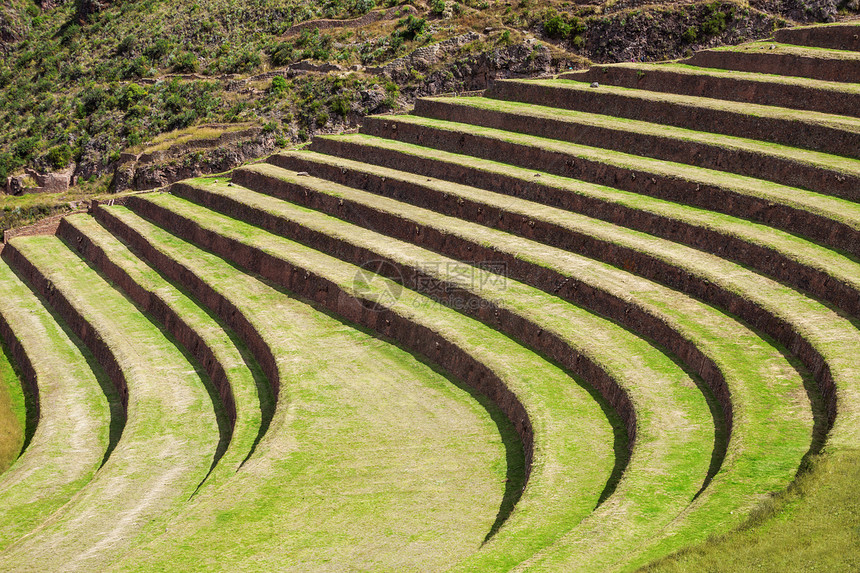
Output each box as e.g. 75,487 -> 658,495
14,137 -> 39,160
682,26 -> 698,42
430,0 -> 447,15
330,95 -> 350,116
172,52 -> 199,73
0,153 -> 21,182
117,34 -> 136,55
270,75 -> 288,94
271,42 -> 296,66
122,56 -> 152,79
120,83 -> 148,110
224,50 -> 262,73
544,13 -> 571,39
144,38 -> 172,61
395,15 -> 427,41
701,11 -> 727,35
46,144 -> 73,170
701,3 -> 728,35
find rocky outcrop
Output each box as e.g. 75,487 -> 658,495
75,0 -> 113,22
4,165 -> 75,196
113,128 -> 270,192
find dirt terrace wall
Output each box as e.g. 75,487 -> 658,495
288,140 -> 841,439
396,106 -> 860,317
223,169 -> 729,449
561,66 -> 860,119
774,24 -> 860,52
355,118 -> 860,261
685,49 -> 860,84
176,178 -> 641,454
92,206 -> 280,408
1,242 -> 129,413
134,128 -> 263,165
279,150 -> 860,322
282,6 -> 416,37
124,194 -> 538,481
56,218 -> 237,427
414,97 -> 859,202
0,306 -> 40,430
486,80 -> 860,162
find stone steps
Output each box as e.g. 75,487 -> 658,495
686,42 -> 860,82
0,259 -> 117,551
561,63 -> 860,117
0,236 -> 220,571
114,195 -> 621,570
413,95 -> 860,201
486,79 -> 860,159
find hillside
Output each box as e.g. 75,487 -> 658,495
0,8 -> 858,571
0,0 -> 857,229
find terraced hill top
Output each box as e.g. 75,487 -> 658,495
0,22 -> 858,572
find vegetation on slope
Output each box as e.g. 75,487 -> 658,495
0,0 -> 855,219
645,450 -> 860,572
0,339 -> 25,474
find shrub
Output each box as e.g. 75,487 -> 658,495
120,83 -> 148,110
46,144 -> 73,170
701,3 -> 728,35
544,13 -> 571,39
14,137 -> 39,160
117,34 -> 136,54
271,42 -> 296,66
144,38 -> 172,61
0,153 -> 21,182
224,50 -> 262,73
270,75 -> 288,94
683,26 -> 698,42
395,15 -> 427,41
172,52 -> 199,73
430,0 -> 447,15
122,56 -> 152,79
330,95 -> 350,116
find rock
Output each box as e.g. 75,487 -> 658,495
76,0 -> 114,22
590,82 -> 600,88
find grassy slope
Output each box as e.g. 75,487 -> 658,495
0,337 -> 24,475
592,62 -> 860,95
279,147 -> 860,297
645,449 -> 860,572
109,197 -> 622,569
348,119 -> 860,230
426,96 -> 860,177
62,213 -> 270,488
225,165 -> 815,569
181,177 -> 716,571
0,236 -> 220,572
0,258 -> 116,551
0,251 -> 31,476
518,78 -> 860,133
709,41 -> 860,59
93,205 -> 607,571
281,136 -> 860,449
